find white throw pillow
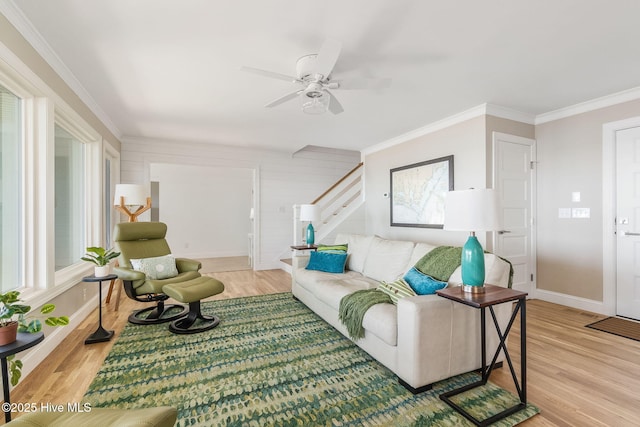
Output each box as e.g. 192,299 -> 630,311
130,254 -> 179,280
335,234 -> 374,273
362,237 -> 415,282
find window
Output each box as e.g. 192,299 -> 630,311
54,125 -> 85,271
0,85 -> 22,292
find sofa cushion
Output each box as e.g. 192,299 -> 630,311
377,279 -> 417,304
294,269 -> 377,295
362,237 -> 415,282
362,302 -> 398,346
403,267 -> 448,295
305,251 -> 347,273
304,276 -> 380,311
406,242 -> 438,273
335,234 -> 373,273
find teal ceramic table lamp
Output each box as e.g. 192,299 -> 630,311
299,204 -> 320,246
444,189 -> 500,293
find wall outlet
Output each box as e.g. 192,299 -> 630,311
83,287 -> 87,301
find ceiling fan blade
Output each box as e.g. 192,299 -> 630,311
326,90 -> 344,115
241,66 -> 298,83
264,89 -> 302,108
333,77 -> 392,90
314,39 -> 342,79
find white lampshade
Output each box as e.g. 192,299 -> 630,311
113,184 -> 148,207
299,204 -> 320,222
443,189 -> 500,232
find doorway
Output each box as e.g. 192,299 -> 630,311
149,163 -> 255,271
492,132 -> 537,294
613,126 -> 640,320
603,117 -> 640,318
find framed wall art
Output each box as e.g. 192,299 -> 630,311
390,155 -> 454,228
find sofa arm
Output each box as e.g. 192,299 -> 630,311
396,295 -> 460,388
396,292 -> 513,390
292,255 -> 310,270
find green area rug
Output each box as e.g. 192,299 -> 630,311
84,293 -> 539,426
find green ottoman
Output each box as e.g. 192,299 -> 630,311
163,276 -> 225,334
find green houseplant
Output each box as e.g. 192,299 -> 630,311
0,290 -> 69,385
82,246 -> 120,277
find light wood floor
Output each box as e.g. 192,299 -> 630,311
8,270 -> 640,426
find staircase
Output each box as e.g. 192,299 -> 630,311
294,162 -> 364,244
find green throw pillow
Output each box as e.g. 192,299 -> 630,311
317,243 -> 348,254
130,254 -> 179,280
377,278 -> 416,305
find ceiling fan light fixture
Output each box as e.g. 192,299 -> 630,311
301,90 -> 330,114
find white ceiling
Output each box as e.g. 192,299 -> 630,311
6,0 -> 640,152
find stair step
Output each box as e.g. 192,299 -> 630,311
280,258 -> 293,266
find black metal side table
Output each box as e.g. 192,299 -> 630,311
0,332 -> 44,422
436,284 -> 528,427
83,274 -> 117,344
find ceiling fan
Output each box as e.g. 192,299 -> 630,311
242,39 -> 391,115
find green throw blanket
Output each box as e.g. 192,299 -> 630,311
413,246 -> 462,281
414,245 -> 513,288
339,289 -> 392,340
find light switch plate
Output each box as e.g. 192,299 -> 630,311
572,207 -> 590,219
571,192 -> 581,203
559,208 -> 571,219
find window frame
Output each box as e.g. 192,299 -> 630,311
0,43 -> 104,309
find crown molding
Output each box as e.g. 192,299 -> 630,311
0,1 -> 122,140
485,104 -> 536,124
362,103 -> 534,156
535,86 -> 640,125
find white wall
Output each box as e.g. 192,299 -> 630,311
121,137 -> 360,269
149,163 -> 253,258
363,116 -> 487,246
535,98 -> 640,307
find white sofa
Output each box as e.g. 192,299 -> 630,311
291,233 -> 513,392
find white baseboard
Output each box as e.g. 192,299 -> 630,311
15,293 -> 100,390
173,250 -> 249,259
534,288 -> 611,316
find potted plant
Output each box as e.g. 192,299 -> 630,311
82,246 -> 120,277
0,290 -> 69,385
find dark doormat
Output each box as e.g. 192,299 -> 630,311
586,316 -> 640,342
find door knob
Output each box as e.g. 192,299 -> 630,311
497,230 -> 511,235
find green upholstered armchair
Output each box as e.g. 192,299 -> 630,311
113,221 -> 199,325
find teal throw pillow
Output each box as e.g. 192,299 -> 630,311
306,251 -> 347,273
130,254 -> 179,280
317,243 -> 348,254
378,278 -> 417,304
403,267 -> 448,295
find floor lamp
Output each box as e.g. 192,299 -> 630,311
107,184 -> 152,308
113,184 -> 152,222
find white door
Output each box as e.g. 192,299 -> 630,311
616,126 -> 640,320
492,132 -> 536,294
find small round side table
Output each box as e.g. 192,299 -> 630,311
0,332 -> 44,422
83,274 -> 117,344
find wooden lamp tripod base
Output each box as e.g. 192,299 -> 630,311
114,196 -> 152,222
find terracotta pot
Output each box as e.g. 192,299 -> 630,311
0,321 -> 18,346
